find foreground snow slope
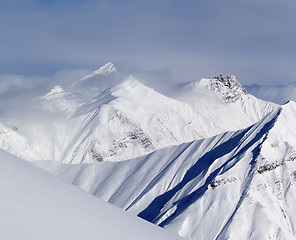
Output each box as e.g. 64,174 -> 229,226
37,101 -> 296,240
0,150 -> 183,240
0,63 -> 279,163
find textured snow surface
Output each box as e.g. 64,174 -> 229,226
37,102 -> 296,240
0,149 -> 183,240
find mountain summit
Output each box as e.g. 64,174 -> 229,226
199,75 -> 248,102
81,62 -> 117,80
70,62 -> 120,95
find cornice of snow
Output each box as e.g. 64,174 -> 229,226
283,100 -> 296,106
198,75 -> 248,103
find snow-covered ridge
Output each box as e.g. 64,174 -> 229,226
199,75 -> 248,102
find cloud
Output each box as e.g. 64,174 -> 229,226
0,0 -> 296,86
0,69 -> 89,119
245,82 -> 296,104
0,75 -> 24,94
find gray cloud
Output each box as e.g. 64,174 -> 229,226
0,69 -> 88,119
245,82 -> 296,104
0,0 -> 296,86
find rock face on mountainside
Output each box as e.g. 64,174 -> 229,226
199,75 -> 248,103
37,101 -> 296,240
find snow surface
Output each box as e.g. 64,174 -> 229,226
36,102 -> 296,240
0,149 -> 183,240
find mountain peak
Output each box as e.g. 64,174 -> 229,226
199,75 -> 248,102
43,85 -> 66,99
97,62 -> 117,75
81,62 -> 117,81
111,75 -> 150,96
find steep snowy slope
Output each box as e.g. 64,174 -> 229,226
36,101 -> 296,240
0,149 -> 183,240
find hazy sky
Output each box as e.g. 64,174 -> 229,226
1,0 -> 296,86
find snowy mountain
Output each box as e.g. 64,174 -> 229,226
0,149 -> 183,240
175,75 -> 278,134
36,101 -> 296,240
2,62 -> 295,240
0,63 -> 279,163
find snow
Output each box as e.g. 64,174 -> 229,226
44,85 -> 66,98
0,149 -> 183,240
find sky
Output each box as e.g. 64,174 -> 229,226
0,0 -> 296,103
